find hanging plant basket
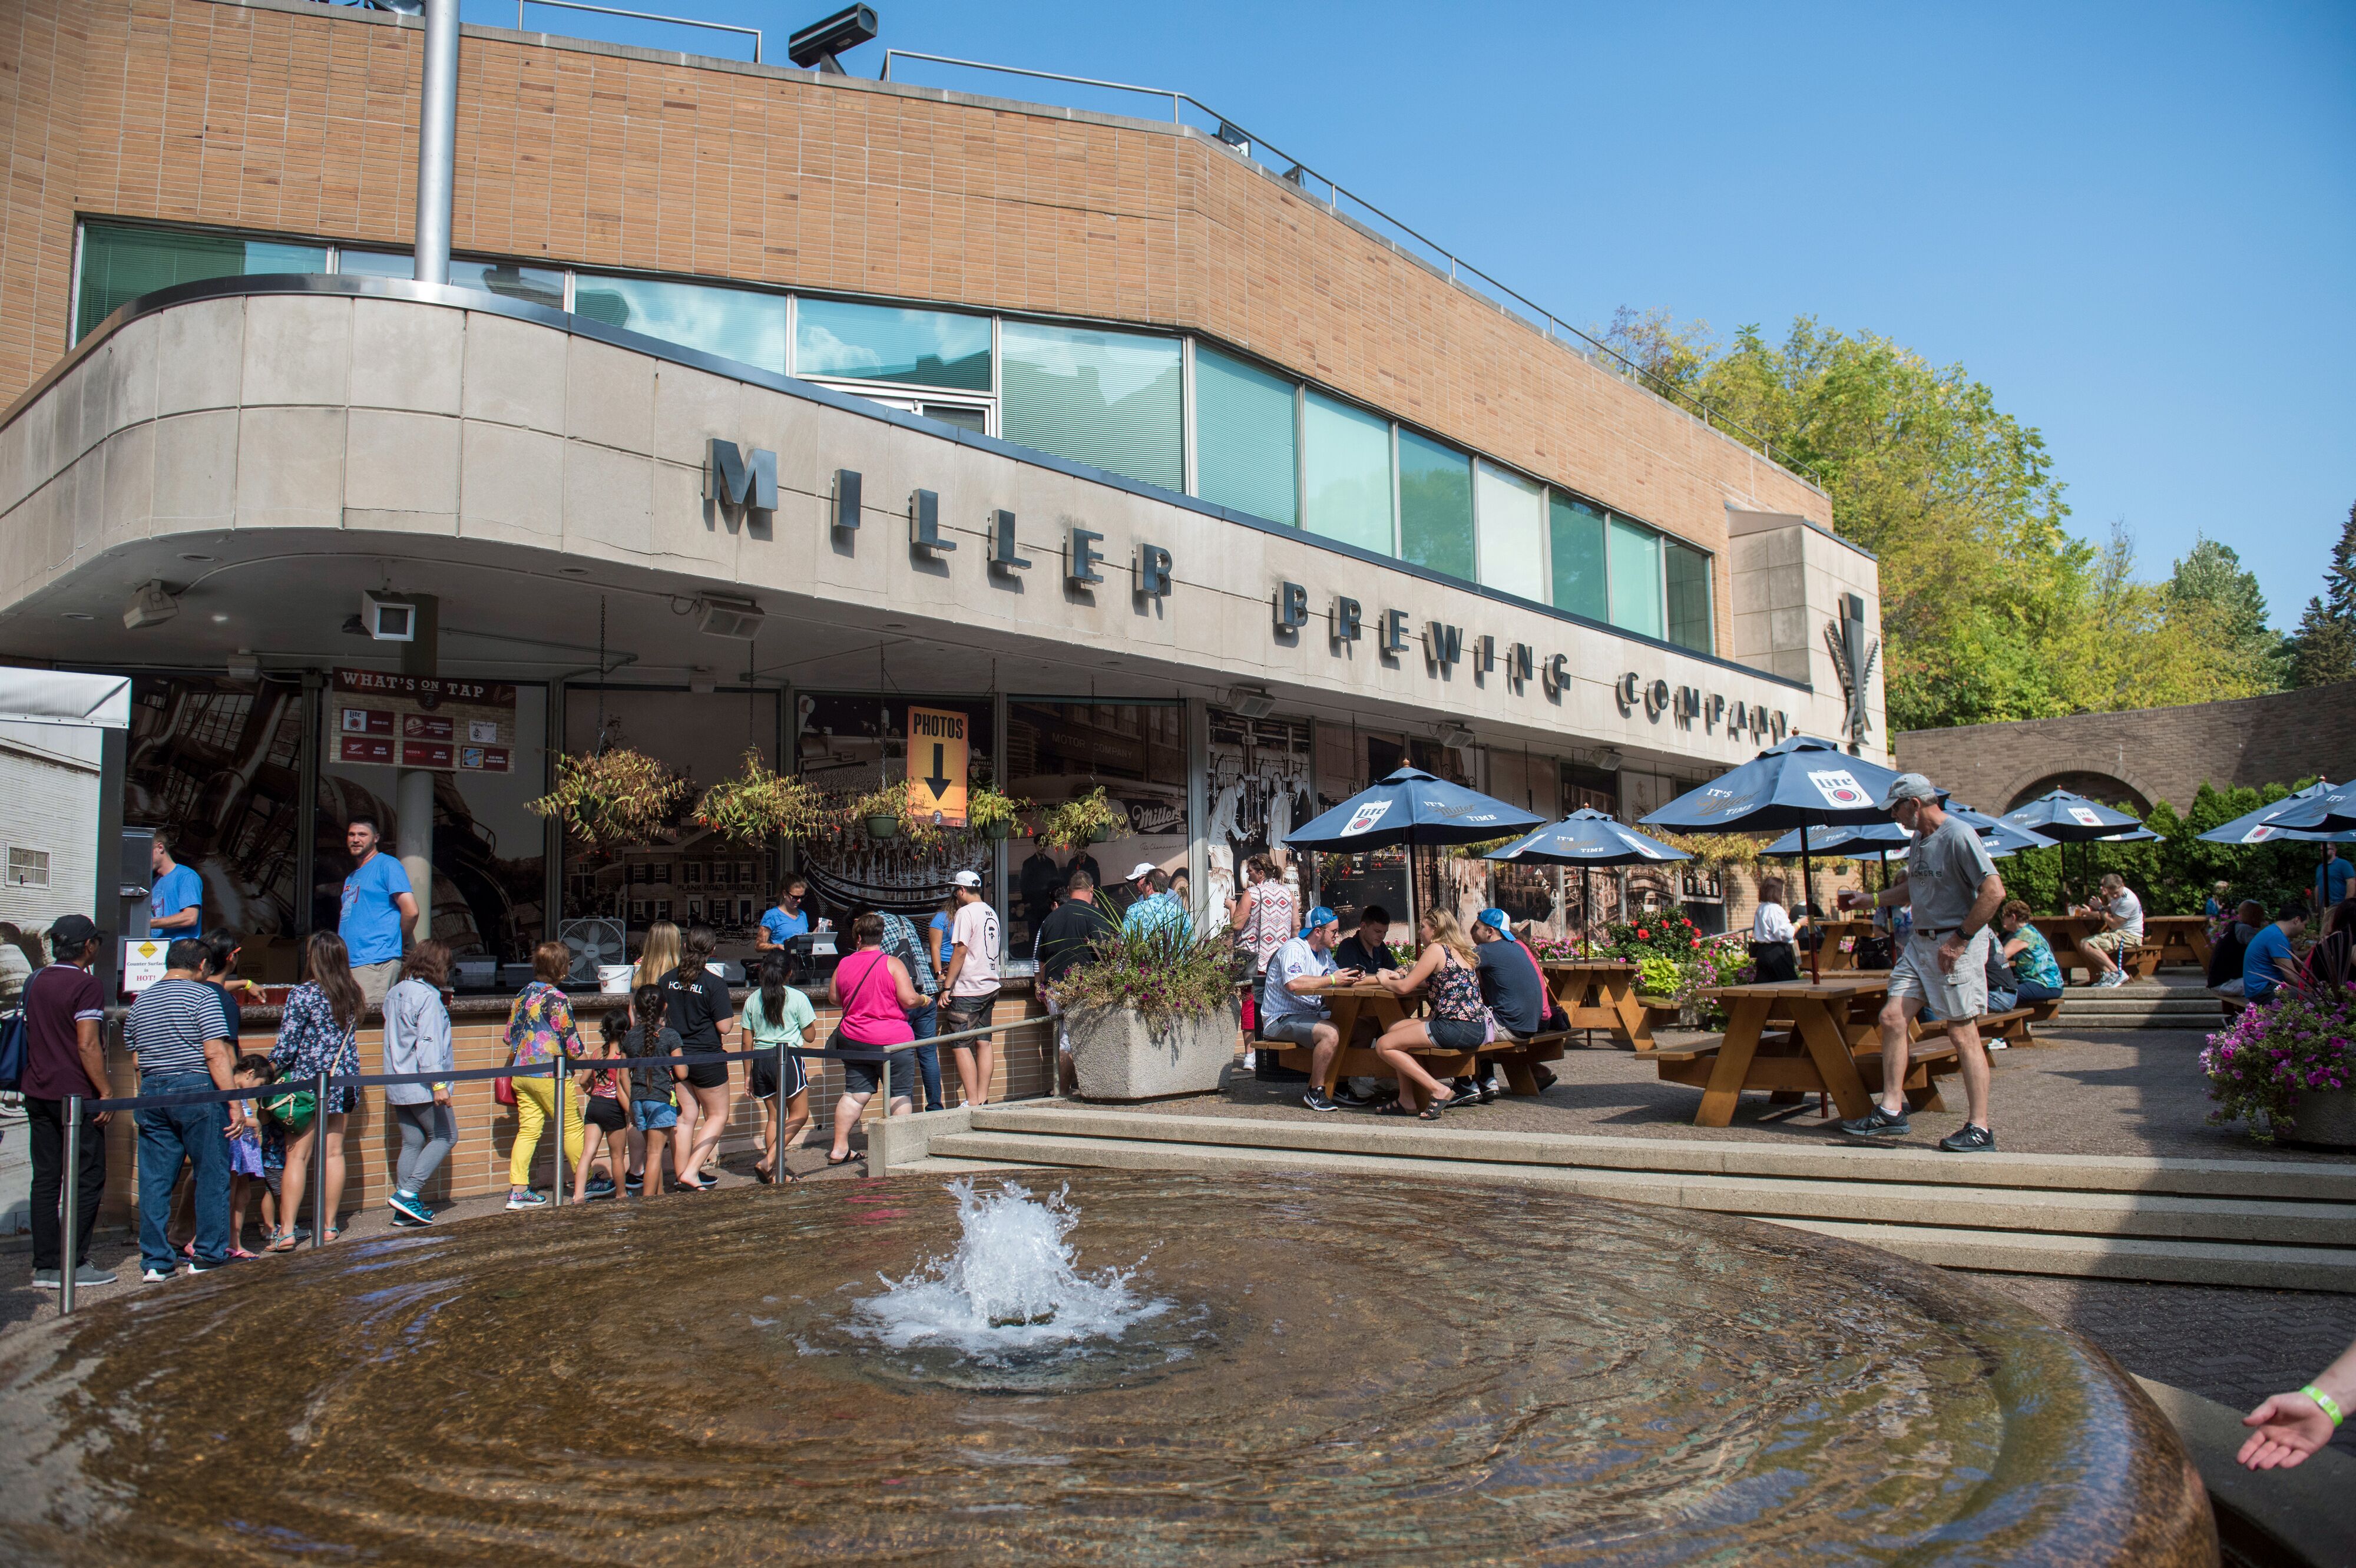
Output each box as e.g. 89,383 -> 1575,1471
1040,786 -> 1125,851
982,819 -> 1011,840
864,814 -> 902,841
965,783 -> 1028,843
693,750 -> 832,845
529,747 -> 689,851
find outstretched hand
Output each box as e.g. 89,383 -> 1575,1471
2238,1391 -> 2335,1469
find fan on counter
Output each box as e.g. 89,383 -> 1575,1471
560,918 -> 627,984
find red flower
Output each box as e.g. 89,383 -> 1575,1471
1689,938 -> 1699,948
1636,928 -> 1650,940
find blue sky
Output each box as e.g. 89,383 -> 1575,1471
471,0 -> 2355,627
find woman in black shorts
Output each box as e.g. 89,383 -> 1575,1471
570,1010 -> 631,1203
1370,909 -> 1494,1119
660,925 -> 735,1190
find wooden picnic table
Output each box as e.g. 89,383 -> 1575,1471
1811,918 -> 1876,970
1662,978 -> 1890,1127
2145,914 -> 2212,970
1268,981 -> 1566,1098
1538,959 -> 1655,1051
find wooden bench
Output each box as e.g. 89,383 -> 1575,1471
1909,1005 -> 2041,1048
1652,1032 -> 1961,1113
2126,944 -> 2163,981
1273,1030 -> 1571,1098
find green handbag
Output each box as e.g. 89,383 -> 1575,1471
262,1088 -> 317,1135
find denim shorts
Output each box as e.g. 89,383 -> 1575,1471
631,1099 -> 679,1132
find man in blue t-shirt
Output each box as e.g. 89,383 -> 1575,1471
2242,900 -> 2307,1006
148,831 -> 204,937
339,815 -> 419,1004
2318,847 -> 2353,915
757,878 -> 813,951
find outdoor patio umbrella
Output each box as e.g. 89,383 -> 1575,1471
1484,808 -> 1690,957
1639,734 -> 1927,978
1287,766 -> 1544,931
1942,803 -> 2060,856
2001,789 -> 2147,905
2198,780 -> 2356,844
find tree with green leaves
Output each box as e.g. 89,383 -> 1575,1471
2285,501 -> 2356,689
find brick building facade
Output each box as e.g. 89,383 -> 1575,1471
1895,682 -> 2356,815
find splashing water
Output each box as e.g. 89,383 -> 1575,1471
848,1179 -> 1168,1359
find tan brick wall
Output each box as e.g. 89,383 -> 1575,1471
1,0 -> 1829,651
1895,682 -> 2356,816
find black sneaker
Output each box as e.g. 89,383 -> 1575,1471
624,1173 -> 644,1194
1938,1124 -> 1996,1153
1533,1066 -> 1558,1092
1301,1090 -> 1340,1113
1838,1104 -> 1911,1139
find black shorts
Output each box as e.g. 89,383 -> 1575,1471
583,1094 -> 627,1133
749,1050 -> 809,1102
681,1056 -> 730,1091
1427,1017 -> 1486,1051
938,995 -> 995,1039
841,1050 -> 907,1098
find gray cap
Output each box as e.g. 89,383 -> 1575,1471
1881,772 -> 1940,809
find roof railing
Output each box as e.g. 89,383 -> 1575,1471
879,48 -> 1818,487
509,0 -> 761,62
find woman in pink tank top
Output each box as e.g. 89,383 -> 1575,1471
825,912 -> 921,1167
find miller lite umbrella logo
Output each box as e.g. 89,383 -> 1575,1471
2244,825 -> 2277,843
1807,770 -> 1871,809
2069,806 -> 2105,827
1341,800 -> 1392,836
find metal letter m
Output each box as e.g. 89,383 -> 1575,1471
706,439 -> 777,513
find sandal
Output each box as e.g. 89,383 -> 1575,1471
826,1150 -> 858,1166
264,1230 -> 300,1253
227,1246 -> 259,1261
1371,1101 -> 1418,1117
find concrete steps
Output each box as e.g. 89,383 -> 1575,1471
2055,987 -> 2225,1030
911,1106 -> 2356,1292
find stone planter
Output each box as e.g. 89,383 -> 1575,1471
2289,1087 -> 2356,1148
1067,1004 -> 1236,1101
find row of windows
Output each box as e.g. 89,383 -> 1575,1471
74,221 -> 1713,654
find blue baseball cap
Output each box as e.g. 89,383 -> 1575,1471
1304,905 -> 1339,932
1475,908 -> 1512,934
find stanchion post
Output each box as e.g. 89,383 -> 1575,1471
775,1034 -> 787,1177
875,1051 -> 890,1176
61,1094 -> 82,1315
551,1052 -> 567,1209
312,1069 -> 330,1249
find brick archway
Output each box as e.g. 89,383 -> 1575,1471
2005,770 -> 2156,817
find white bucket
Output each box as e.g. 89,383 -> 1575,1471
598,964 -> 634,994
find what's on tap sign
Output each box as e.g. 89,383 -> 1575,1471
335,669 -> 518,773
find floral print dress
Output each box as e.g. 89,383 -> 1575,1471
270,982 -> 362,1114
504,981 -> 581,1067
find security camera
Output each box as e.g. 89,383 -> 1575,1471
787,5 -> 878,72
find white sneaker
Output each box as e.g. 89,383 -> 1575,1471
2094,969 -> 2127,989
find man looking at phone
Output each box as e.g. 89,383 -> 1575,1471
1259,907 -> 1369,1114
1837,773 -> 2006,1153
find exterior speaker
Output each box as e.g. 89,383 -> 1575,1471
1227,687 -> 1278,720
697,596 -> 766,639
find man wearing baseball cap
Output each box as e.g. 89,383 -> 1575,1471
1258,906 -> 1366,1113
938,870 -> 1002,1106
1461,908 -> 1556,1101
1836,773 -> 2006,1152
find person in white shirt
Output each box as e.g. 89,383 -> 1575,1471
1749,877 -> 1805,983
938,869 -> 1002,1106
2074,873 -> 2146,990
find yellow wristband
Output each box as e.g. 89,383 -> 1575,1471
2303,1385 -> 2344,1427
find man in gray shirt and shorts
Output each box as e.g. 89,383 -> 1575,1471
1836,773 -> 2007,1152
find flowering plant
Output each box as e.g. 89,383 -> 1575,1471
2201,987 -> 2356,1143
1606,904 -> 1707,964
1053,919 -> 1237,1027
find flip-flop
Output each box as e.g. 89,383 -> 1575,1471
826,1151 -> 858,1166
1371,1101 -> 1418,1117
227,1247 -> 259,1261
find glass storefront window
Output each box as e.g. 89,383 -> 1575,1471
1302,391 -> 1393,553
1398,429 -> 1475,581
76,224 -> 329,342
1000,321 -> 1183,492
572,273 -> 787,375
794,297 -> 991,391
1666,540 -> 1714,654
1193,346 -> 1298,526
1473,461 -> 1544,598
1004,702 -> 1189,954
336,250 -> 567,311
1607,515 -> 1665,640
1548,493 -> 1608,620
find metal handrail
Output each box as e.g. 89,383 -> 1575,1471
512,0 -> 760,62
879,48 -> 1818,486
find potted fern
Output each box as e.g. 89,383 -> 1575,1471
846,779 -> 907,842
529,747 -> 689,850
1053,919 -> 1240,1100
693,750 -> 832,845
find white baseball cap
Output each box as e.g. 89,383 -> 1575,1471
1125,861 -> 1159,882
951,869 -> 983,889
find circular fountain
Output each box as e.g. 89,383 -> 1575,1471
0,1173 -> 2213,1564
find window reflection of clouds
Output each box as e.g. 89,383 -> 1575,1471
794,299 -> 990,390
573,274 -> 786,373
1001,321 -> 1177,405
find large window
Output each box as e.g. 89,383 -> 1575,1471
1474,461 -> 1543,598
1607,516 -> 1665,641
573,273 -> 787,373
76,224 -> 327,340
1398,429 -> 1474,581
1549,494 -> 1608,620
1303,391 -> 1393,553
794,298 -> 990,391
1193,345 -> 1297,526
1666,540 -> 1713,654
1000,321 -> 1183,492
339,249 -> 566,311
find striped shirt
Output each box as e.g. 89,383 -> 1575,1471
126,976 -> 227,1079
